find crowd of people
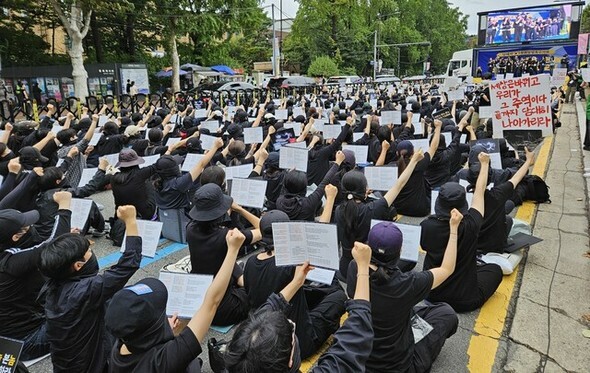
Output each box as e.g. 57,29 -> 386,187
0,81 -> 552,372
486,12 -> 566,44
479,54 -> 570,78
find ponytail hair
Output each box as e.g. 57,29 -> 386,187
340,170 -> 368,242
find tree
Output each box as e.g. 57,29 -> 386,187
582,4 -> 590,33
307,56 -> 339,77
49,0 -> 93,99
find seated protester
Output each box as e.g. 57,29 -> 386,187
451,143 -> 517,187
392,120 -> 442,217
172,136 -> 203,157
347,217 -> 462,372
276,150 -> 345,221
0,123 -> 18,177
87,121 -> 127,167
336,150 -> 424,277
124,125 -> 146,150
329,149 -> 357,206
0,191 -> 72,361
425,110 -> 472,189
370,112 -> 415,165
223,139 -> 255,166
39,206 -> 141,373
153,138 -> 223,213
55,115 -> 99,188
110,149 -> 158,220
226,243 -> 373,373
249,151 -> 285,210
306,116 -> 351,186
243,208 -> 346,359
132,125 -> 174,157
186,184 -> 262,325
477,147 -> 535,254
105,229 -> 246,372
421,154 -> 503,312
0,158 -> 47,222
35,153 -> 109,239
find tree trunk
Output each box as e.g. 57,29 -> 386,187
125,14 -> 136,59
169,33 -> 180,93
90,13 -> 104,63
69,34 -> 89,99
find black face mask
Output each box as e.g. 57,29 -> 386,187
76,252 -> 99,278
13,226 -> 43,248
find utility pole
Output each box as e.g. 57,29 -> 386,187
373,31 -> 378,82
271,4 -> 278,77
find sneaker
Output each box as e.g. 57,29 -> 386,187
583,146 -> 590,151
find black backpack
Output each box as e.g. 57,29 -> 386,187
514,175 -> 551,205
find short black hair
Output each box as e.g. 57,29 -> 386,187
225,310 -> 292,373
38,167 -> 64,191
283,170 -> 307,195
39,234 -> 89,279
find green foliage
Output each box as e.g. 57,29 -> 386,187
582,4 -> 590,34
284,0 -> 468,76
307,56 -> 339,77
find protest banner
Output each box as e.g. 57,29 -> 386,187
490,74 -> 552,137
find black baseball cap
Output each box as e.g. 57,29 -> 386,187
260,210 -> 290,245
0,209 -> 40,243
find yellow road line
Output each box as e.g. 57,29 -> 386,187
466,136 -> 554,372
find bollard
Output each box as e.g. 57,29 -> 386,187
32,100 -> 39,122
113,98 -> 119,114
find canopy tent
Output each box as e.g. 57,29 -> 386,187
155,68 -> 189,78
210,65 -> 235,75
180,63 -> 211,72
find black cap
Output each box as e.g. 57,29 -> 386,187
189,183 -> 233,221
260,210 -> 290,245
434,182 -> 469,219
0,209 -> 40,243
105,278 -> 167,340
19,146 -> 48,164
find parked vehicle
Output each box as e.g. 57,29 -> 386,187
326,75 -> 364,86
267,76 -> 317,89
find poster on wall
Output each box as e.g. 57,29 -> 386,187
490,74 -> 552,138
88,78 -> 101,97
45,78 -> 62,101
119,64 -> 150,94
61,78 -> 75,98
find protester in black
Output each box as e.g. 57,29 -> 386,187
335,150 -> 424,277
105,230 -> 246,372
226,243 -> 373,373
421,154 -> 503,312
243,210 -> 347,359
306,118 -> 350,186
347,216 -> 461,372
393,120 -> 442,216
0,192 -> 71,361
186,183 -> 261,325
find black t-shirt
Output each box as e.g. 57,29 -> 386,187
155,173 -> 195,211
96,134 -> 126,156
244,254 -> 294,309
108,328 -> 202,373
335,197 -> 391,276
421,208 -> 483,305
477,182 -> 514,253
186,224 -> 253,276
347,261 -> 434,372
393,153 -> 431,217
111,166 -> 157,219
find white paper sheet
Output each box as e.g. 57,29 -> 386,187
194,109 -> 208,118
166,137 -> 182,147
139,154 -> 160,169
292,107 -> 305,117
158,271 -> 214,318
120,220 -> 163,258
224,164 -> 254,180
102,153 -> 119,166
199,134 -> 217,150
353,132 -> 365,142
275,109 -> 288,120
342,145 -> 369,164
370,220 -> 422,262
279,145 -> 308,172
77,168 -> 97,188
199,120 -> 220,133
364,166 -> 398,191
272,222 -> 340,270
230,178 -> 267,209
243,127 -> 263,144
479,106 -> 493,119
306,267 -> 336,285
98,115 -> 110,126
409,139 -> 431,154
322,124 -> 343,139
447,88 -> 465,102
70,198 -> 93,230
381,110 -> 401,125
88,132 -> 102,146
181,153 -> 205,172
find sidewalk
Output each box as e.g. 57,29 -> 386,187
499,103 -> 590,372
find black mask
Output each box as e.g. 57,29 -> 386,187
76,252 -> 99,278
13,226 -> 43,248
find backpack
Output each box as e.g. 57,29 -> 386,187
514,175 -> 551,205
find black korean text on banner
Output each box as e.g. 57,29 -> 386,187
490,74 -> 552,138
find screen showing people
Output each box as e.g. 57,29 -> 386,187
486,5 -> 572,45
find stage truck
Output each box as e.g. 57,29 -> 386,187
446,1 -> 584,79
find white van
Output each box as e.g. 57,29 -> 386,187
446,49 -> 473,79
